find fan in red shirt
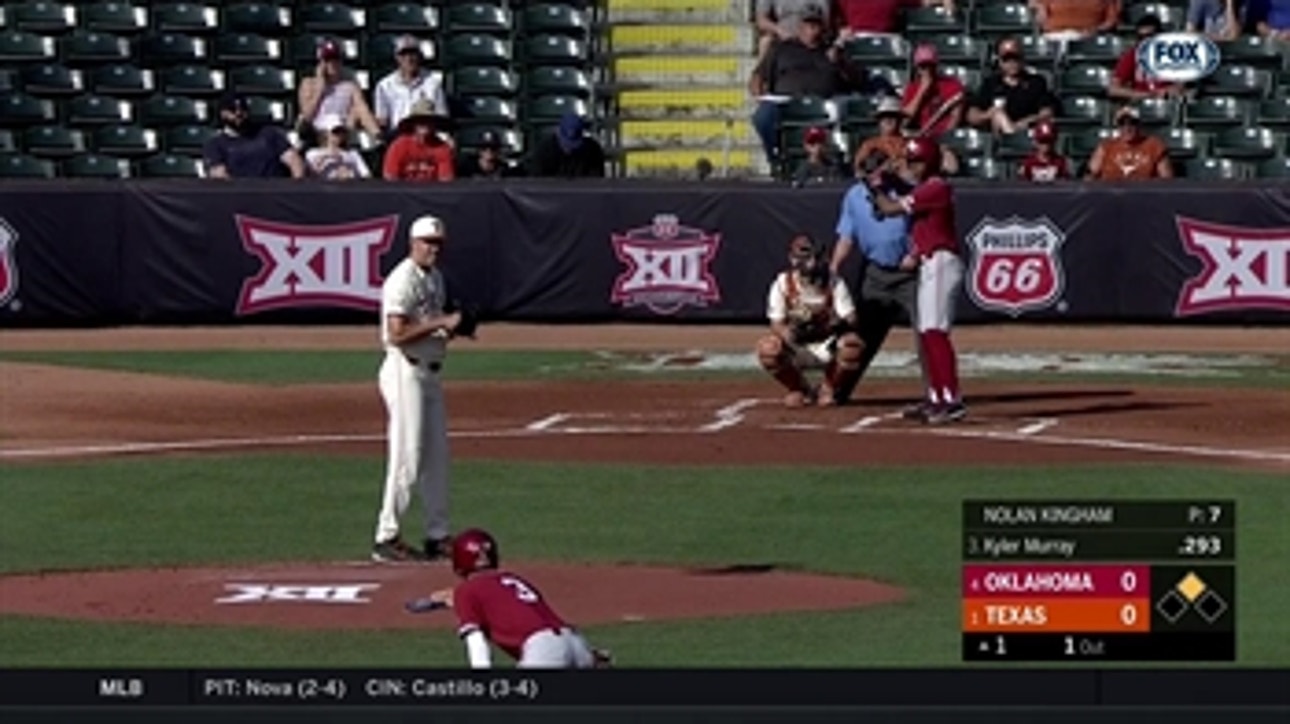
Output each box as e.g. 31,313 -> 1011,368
382,99 -> 455,182
900,44 -> 966,141
1110,14 -> 1186,101
865,137 -> 966,424
1017,121 -> 1071,183
427,529 -> 613,669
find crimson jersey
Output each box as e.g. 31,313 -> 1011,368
1017,153 -> 1070,183
901,177 -> 959,257
452,570 -> 569,659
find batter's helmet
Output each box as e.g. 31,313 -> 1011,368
451,528 -> 499,576
904,137 -> 940,172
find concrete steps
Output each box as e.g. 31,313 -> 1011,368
605,0 -> 749,24
607,24 -> 753,55
613,55 -> 759,87
618,118 -> 758,148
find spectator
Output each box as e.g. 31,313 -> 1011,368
1016,121 -> 1071,182
1087,106 -> 1173,180
458,131 -> 523,179
835,0 -> 956,39
792,126 -> 845,185
304,115 -> 371,180
967,38 -> 1056,135
203,93 -> 305,179
530,112 -> 606,178
853,96 -> 908,175
755,1 -> 832,60
381,100 -> 455,182
1111,14 -> 1187,102
1248,0 -> 1290,37
374,35 -> 449,137
297,39 -> 381,146
901,44 -> 965,140
1186,0 -> 1243,39
1030,0 -> 1121,43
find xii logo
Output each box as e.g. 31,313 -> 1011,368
610,214 -> 722,316
1175,217 -> 1290,316
0,217 -> 19,307
215,583 -> 381,604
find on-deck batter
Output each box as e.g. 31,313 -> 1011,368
371,215 -> 462,563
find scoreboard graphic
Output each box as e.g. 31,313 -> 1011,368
961,500 -> 1236,661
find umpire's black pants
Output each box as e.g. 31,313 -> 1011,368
835,261 -> 920,402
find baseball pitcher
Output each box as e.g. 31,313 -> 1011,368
757,234 -> 864,407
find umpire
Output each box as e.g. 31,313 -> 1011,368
828,152 -> 919,404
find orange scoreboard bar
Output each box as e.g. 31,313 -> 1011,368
961,501 -> 1236,661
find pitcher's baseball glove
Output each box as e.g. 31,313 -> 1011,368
453,304 -> 480,339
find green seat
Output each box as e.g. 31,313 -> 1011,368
371,3 -> 438,33
960,156 -> 1008,180
23,125 -> 86,158
456,95 -> 517,124
940,65 -> 980,93
0,130 -> 15,152
300,3 -> 365,34
1124,3 -> 1184,31
867,66 -> 904,95
1217,37 -> 1284,69
1211,126 -> 1278,160
1184,157 -> 1252,180
1132,96 -> 1179,127
138,152 -> 203,177
525,94 -> 587,123
1257,97 -> 1290,130
1067,128 -> 1115,158
1160,128 -> 1209,160
1185,95 -> 1252,128
0,154 -> 56,178
1256,156 -> 1290,178
1012,35 -> 1060,68
152,3 -> 219,34
905,5 -> 965,35
447,3 -> 513,34
445,34 -> 512,67
164,124 -> 216,154
1060,64 -> 1111,97
523,35 -> 585,66
839,96 -> 882,128
214,33 -> 283,65
61,30 -> 133,66
975,3 -> 1034,36
0,94 -> 58,128
0,31 -> 57,64
522,4 -> 589,37
843,35 -> 910,68
141,32 -> 209,65
0,69 -> 15,95
242,96 -> 289,125
1064,35 -> 1126,67
526,66 -> 591,98
20,63 -> 84,97
229,65 -> 295,97
1205,65 -> 1272,99
1059,95 -> 1108,126
927,35 -> 984,67
63,153 -> 132,178
363,33 -> 434,69
138,94 -> 209,127
82,2 -> 148,35
456,125 -> 521,153
9,2 -> 75,35
161,65 -> 225,98
295,34 -> 361,67
93,124 -> 159,157
223,2 -> 292,36
941,127 -> 991,158
66,94 -> 134,127
451,66 -> 517,96
996,130 -> 1037,159
93,64 -> 156,97
779,96 -> 832,128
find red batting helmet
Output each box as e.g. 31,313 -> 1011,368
1032,120 -> 1058,144
451,528 -> 499,576
904,136 -> 940,172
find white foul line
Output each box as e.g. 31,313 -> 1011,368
839,411 -> 904,433
699,398 -> 764,432
525,413 -> 570,432
1016,418 -> 1059,436
912,427 -> 1290,464
767,423 -> 827,431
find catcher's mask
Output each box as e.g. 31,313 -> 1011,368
451,528 -> 499,577
788,234 -> 829,285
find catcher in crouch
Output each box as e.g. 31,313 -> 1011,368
757,234 -> 864,407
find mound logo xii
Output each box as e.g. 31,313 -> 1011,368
961,500 -> 1236,661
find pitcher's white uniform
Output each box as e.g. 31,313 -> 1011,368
374,255 -> 451,547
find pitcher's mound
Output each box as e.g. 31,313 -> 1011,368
0,562 -> 906,630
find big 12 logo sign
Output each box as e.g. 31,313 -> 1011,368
1175,217 -> 1290,315
964,216 -> 1066,317
610,214 -> 722,315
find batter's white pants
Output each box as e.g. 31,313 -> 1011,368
518,628 -> 597,669
374,350 -> 450,544
916,251 -> 964,332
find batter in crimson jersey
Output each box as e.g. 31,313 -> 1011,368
434,529 -> 612,669
867,137 -> 966,424
1017,121 -> 1070,183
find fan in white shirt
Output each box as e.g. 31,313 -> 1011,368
304,115 -> 371,180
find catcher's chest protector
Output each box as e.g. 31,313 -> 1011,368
785,272 -> 833,326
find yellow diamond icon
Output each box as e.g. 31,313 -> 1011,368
1177,572 -> 1207,602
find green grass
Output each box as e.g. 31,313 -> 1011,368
0,457 -> 1285,667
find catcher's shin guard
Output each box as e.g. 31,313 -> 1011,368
756,335 -> 809,398
824,333 -> 865,404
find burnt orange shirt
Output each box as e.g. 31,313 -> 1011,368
855,134 -> 906,169
1093,134 -> 1169,180
1039,0 -> 1121,33
382,135 -> 455,182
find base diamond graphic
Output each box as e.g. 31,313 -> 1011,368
1156,590 -> 1188,623
1194,590 -> 1228,623
1176,572 -> 1208,602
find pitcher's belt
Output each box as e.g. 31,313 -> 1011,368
403,354 -> 442,372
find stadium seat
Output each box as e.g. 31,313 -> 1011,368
151,3 -> 219,34
522,4 -> 589,37
1257,97 -> 1290,130
523,35 -> 586,67
1124,3 -> 1184,31
242,96 -> 290,125
927,35 -> 985,67
904,5 -> 965,36
974,3 -> 1034,36
1060,65 -> 1112,97
0,154 -> 56,178
363,33 -> 434,69
1185,96 -> 1252,128
455,95 -> 517,125
138,94 -> 209,127
295,34 -> 361,67
214,33 -> 283,65
843,35 -> 910,68
81,2 -> 148,35
446,3 -> 513,34
867,66 -> 905,94
455,124 -> 521,152
0,130 -> 15,153
995,130 -> 1037,159
1067,127 -> 1115,158
838,96 -> 882,128
161,65 -> 225,97
138,152 -> 203,177
1133,96 -> 1178,127
1012,36 -> 1060,68
140,33 -> 209,64
66,93 -> 134,126
445,34 -> 512,67
778,96 -> 833,128
222,2 -> 292,36
525,66 -> 591,98
0,31 -> 58,64
63,153 -> 133,178
1211,127 -> 1278,160
451,66 -> 518,96
0,69 -> 16,95
23,125 -> 87,159
1059,95 -> 1109,126
1184,157 -> 1252,180
1256,156 -> 1290,178
300,3 -> 365,34
939,65 -> 980,93
92,63 -> 156,97
1161,128 -> 1209,161
9,2 -> 76,35
1064,35 -> 1126,67
20,63 -> 85,97
93,124 -> 159,157
960,156 -> 1008,180
940,127 -> 991,158
525,95 -> 588,123
1205,65 -> 1272,99
61,30 -> 133,66
0,94 -> 58,128
371,2 -> 438,33
1217,36 -> 1284,69
164,124 -> 216,154
229,64 -> 295,97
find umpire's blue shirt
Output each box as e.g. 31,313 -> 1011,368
835,183 -> 911,269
